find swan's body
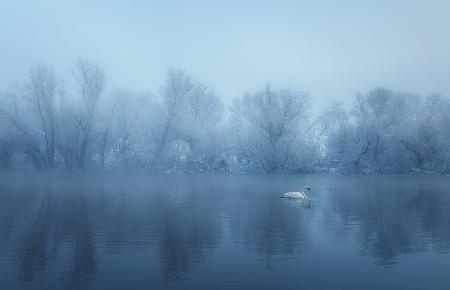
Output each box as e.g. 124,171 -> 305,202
282,191 -> 307,199
281,186 -> 311,199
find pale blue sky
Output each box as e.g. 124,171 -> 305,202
1,0 -> 449,108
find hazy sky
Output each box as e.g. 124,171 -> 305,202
1,0 -> 449,108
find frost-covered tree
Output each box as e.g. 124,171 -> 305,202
1,60 -> 450,174
429,94 -> 450,172
317,102 -> 351,171
231,84 -> 312,173
321,89 -> 450,174
393,94 -> 441,171
321,88 -> 407,173
350,88 -> 405,172
154,69 -> 224,171
101,89 -> 158,169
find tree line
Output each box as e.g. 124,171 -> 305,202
1,60 -> 450,174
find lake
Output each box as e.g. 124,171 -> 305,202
0,172 -> 449,289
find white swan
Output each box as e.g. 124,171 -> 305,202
280,186 -> 311,199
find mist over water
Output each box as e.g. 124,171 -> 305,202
0,173 -> 450,290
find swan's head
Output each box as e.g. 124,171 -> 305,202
303,186 -> 311,192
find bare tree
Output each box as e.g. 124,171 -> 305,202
0,93 -> 13,169
27,65 -> 60,168
0,67 -> 61,169
70,59 -> 105,169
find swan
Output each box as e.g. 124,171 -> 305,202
280,186 -> 311,199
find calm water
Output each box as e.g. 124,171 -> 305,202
0,173 -> 450,290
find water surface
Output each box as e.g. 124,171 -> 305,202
0,173 -> 449,289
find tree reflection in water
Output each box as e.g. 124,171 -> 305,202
325,176 -> 450,265
0,173 -> 449,289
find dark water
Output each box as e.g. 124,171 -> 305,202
0,173 -> 450,290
